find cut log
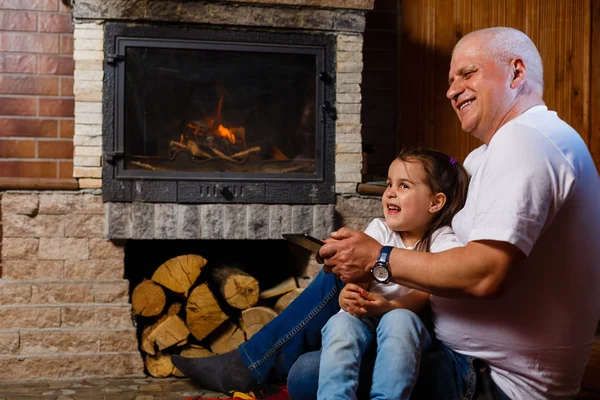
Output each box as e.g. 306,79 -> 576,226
146,353 -> 174,378
240,306 -> 278,339
141,314 -> 190,355
172,345 -> 214,377
131,279 -> 166,317
211,265 -> 259,310
274,288 -> 305,314
207,321 -> 246,354
259,276 -> 297,300
167,302 -> 183,316
151,254 -> 207,297
186,283 -> 229,341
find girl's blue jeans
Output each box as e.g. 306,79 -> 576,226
237,269 -> 510,400
318,309 -> 432,400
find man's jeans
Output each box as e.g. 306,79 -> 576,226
318,309 -> 432,400
238,269 -> 510,399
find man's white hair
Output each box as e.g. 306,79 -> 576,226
456,27 -> 544,94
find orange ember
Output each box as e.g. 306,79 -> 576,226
217,124 -> 236,144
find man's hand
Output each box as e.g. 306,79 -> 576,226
340,284 -> 392,318
318,227 -> 381,284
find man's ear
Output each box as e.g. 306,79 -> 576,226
510,58 -> 527,89
429,192 -> 447,213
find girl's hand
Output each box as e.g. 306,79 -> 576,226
339,284 -> 362,315
348,287 -> 393,318
339,284 -> 392,318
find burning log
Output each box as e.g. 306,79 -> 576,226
211,265 -> 259,310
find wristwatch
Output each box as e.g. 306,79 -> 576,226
371,246 -> 393,284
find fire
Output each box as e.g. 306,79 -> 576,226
217,124 -> 236,144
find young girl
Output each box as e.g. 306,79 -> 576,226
317,148 -> 469,400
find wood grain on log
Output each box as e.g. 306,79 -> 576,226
240,306 -> 278,339
132,279 -> 166,317
259,276 -> 297,299
274,288 -> 305,314
152,254 -> 207,297
208,321 -> 246,354
211,265 -> 259,310
141,315 -> 190,355
145,353 -> 174,378
186,283 -> 229,341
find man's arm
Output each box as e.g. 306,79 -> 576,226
320,228 -> 524,298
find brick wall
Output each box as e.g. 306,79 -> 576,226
0,0 -> 75,182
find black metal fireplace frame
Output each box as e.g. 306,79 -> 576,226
102,22 -> 336,204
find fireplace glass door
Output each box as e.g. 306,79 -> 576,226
115,39 -> 324,180
103,25 -> 335,203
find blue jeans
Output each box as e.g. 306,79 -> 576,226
237,269 -> 510,400
318,309 -> 432,400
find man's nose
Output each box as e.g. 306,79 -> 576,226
446,80 -> 461,100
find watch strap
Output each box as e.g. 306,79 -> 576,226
378,246 -> 393,264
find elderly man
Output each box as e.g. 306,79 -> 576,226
174,27 -> 600,399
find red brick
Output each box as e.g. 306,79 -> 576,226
58,118 -> 73,138
0,75 -> 59,95
59,34 -> 73,54
0,97 -> 36,116
58,160 -> 72,178
39,13 -> 72,33
0,33 -> 59,53
59,0 -> 71,12
60,76 -> 72,96
0,0 -> 58,11
0,118 -> 58,137
0,160 -> 57,178
0,11 -> 37,31
38,55 -> 73,75
0,139 -> 35,158
39,98 -> 73,117
0,53 -> 36,73
38,139 -> 73,158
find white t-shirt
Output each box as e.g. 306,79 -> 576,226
364,218 -> 462,301
432,106 -> 600,399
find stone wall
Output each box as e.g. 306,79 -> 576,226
0,192 -> 143,379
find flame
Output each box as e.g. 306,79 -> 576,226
180,133 -> 184,144
217,124 -> 236,144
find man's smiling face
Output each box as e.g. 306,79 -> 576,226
446,36 -> 514,144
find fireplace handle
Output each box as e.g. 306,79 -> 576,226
104,150 -> 124,164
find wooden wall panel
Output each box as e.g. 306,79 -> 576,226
592,0 -> 600,170
398,0 -> 596,167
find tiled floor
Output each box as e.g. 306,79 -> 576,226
0,377 -> 229,400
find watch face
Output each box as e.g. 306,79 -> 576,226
372,264 -> 390,282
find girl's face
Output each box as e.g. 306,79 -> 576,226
383,159 -> 441,246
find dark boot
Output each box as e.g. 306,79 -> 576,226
171,350 -> 258,394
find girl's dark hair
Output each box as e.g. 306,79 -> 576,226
396,148 -> 469,252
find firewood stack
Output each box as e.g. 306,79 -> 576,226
131,254 -> 303,378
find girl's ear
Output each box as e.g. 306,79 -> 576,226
429,192 -> 446,213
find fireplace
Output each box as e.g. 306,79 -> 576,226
102,24 -> 336,204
